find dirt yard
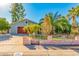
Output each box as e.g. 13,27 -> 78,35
0,36 -> 78,56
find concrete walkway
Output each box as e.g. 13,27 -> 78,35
0,36 -> 78,56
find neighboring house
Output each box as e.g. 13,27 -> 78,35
9,19 -> 36,34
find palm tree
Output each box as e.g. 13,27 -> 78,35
69,8 -> 77,26
41,14 -> 53,35
39,12 -> 61,34
68,7 -> 78,34
54,16 -> 71,34
39,12 -> 61,24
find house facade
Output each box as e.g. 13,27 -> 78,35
9,19 -> 36,34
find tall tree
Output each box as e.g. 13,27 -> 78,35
39,12 -> 61,24
10,3 -> 26,23
41,14 -> 53,35
0,18 -> 10,33
68,7 -> 79,34
39,12 -> 61,34
55,16 -> 71,34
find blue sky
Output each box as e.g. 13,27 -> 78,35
0,3 -> 79,23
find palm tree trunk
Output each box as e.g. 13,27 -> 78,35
72,15 -> 76,27
71,15 -> 78,34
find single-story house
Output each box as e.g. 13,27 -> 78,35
9,19 -> 36,34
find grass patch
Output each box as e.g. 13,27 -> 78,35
29,34 -> 65,40
29,34 -> 47,40
52,37 -> 63,40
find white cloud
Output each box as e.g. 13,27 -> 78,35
0,3 -> 11,12
0,3 -> 11,23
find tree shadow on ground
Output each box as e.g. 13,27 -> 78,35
24,44 -> 79,51
41,45 -> 77,50
70,48 -> 79,54
0,34 -> 12,41
24,45 -> 71,50
24,45 -> 36,50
